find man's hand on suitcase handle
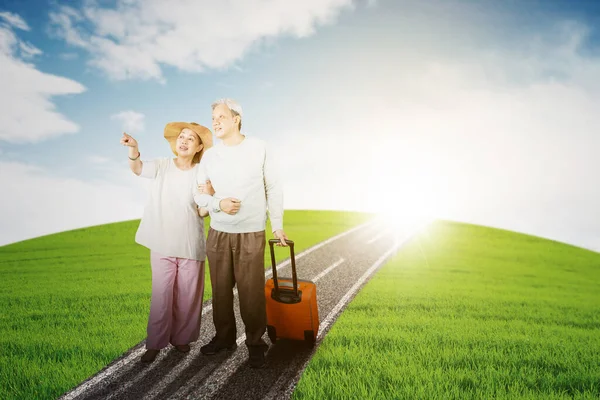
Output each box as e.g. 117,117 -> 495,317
273,229 -> 289,246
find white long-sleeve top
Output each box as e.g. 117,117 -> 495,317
135,158 -> 206,261
194,136 -> 283,233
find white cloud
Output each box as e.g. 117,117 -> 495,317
0,13 -> 86,143
48,6 -> 89,49
111,110 -> 146,134
0,161 -> 147,246
49,0 -> 354,81
0,11 -> 30,31
18,41 -> 42,58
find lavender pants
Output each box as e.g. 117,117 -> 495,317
146,251 -> 205,349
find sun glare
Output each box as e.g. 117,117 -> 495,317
374,197 -> 435,241
367,144 -> 441,240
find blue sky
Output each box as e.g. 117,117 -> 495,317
1,0 -> 599,252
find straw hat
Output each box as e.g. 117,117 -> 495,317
164,122 -> 213,163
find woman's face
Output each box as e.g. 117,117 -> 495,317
176,128 -> 203,158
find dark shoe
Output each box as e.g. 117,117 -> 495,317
141,349 -> 159,363
200,336 -> 237,355
248,345 -> 268,368
175,344 -> 190,353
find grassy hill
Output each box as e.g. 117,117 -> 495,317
0,210 -> 372,400
2,215 -> 598,399
293,220 -> 600,399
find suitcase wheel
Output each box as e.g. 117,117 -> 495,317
304,330 -> 316,347
267,325 -> 277,344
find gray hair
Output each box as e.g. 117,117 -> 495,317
211,98 -> 243,131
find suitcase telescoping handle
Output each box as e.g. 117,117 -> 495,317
268,239 -> 297,297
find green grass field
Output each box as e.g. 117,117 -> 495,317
293,220 -> 600,399
0,210 -> 373,400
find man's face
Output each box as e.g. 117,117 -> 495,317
212,103 -> 238,139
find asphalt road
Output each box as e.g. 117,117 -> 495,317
58,218 -> 408,400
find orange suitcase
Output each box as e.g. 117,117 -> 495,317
265,239 -> 319,346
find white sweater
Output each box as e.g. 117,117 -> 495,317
194,136 -> 283,233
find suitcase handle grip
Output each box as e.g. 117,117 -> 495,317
268,239 -> 297,297
269,239 -> 295,246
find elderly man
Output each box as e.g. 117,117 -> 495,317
194,98 -> 287,368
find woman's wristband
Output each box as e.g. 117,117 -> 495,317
128,151 -> 140,161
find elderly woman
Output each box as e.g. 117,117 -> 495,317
120,122 -> 213,363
